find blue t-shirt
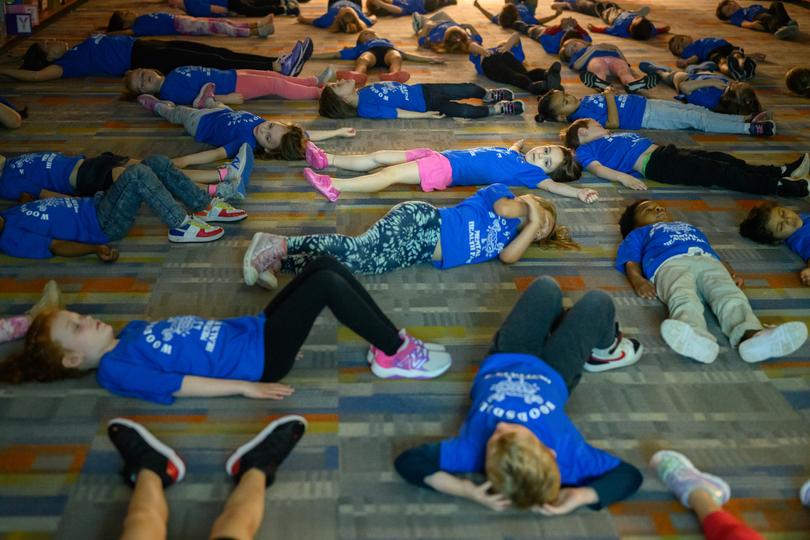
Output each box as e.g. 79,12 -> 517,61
729,4 -> 767,26
339,38 -> 395,60
54,35 -> 135,77
605,11 -> 658,38
616,221 -> 720,280
313,0 -> 374,28
439,353 -> 621,484
442,147 -> 549,188
435,183 -> 520,269
786,213 -> 810,262
392,0 -> 425,15
675,73 -> 727,110
0,197 -> 108,259
97,315 -> 265,404
575,132 -> 653,178
492,3 -> 537,25
132,13 -> 177,36
418,20 -> 481,47
568,94 -> 647,130
160,66 -> 238,104
469,40 -> 524,75
195,108 -> 263,157
539,26 -> 591,54
567,46 -> 622,71
356,82 -> 427,119
681,37 -> 731,61
183,0 -> 228,17
0,152 -> 81,200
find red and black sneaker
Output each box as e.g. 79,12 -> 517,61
107,418 -> 186,488
586,323 -> 644,373
226,415 -> 307,487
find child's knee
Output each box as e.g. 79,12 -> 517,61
578,289 -> 614,320
141,155 -> 173,173
525,276 -> 563,304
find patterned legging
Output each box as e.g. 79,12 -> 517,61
282,201 -> 442,274
173,15 -> 251,37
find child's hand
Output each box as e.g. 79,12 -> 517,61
241,382 -> 295,400
531,487 -> 595,516
466,481 -> 512,512
425,111 -> 446,118
231,93 -> 244,104
512,138 -> 525,151
618,175 -> 647,191
338,127 -> 357,137
577,188 -> 599,203
801,267 -> 810,286
730,272 -> 744,288
631,277 -> 656,299
96,245 -> 119,263
676,59 -> 689,68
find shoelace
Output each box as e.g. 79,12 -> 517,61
398,341 -> 429,370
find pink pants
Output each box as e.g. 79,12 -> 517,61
235,70 -> 321,100
0,315 -> 30,344
174,15 -> 251,37
702,510 -> 764,540
586,56 -> 636,85
405,148 -> 453,192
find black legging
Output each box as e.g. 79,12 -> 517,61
130,39 -> 278,75
754,1 -> 793,32
227,0 -> 289,16
481,52 -> 550,95
421,83 -> 490,118
261,257 -> 403,381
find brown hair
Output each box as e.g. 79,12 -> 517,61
318,86 -> 359,118
715,81 -> 761,115
486,431 -> 561,507
560,118 -> 591,149
668,34 -> 690,55
0,310 -> 86,384
442,28 -> 470,54
549,146 -> 582,183
499,4 -> 519,28
628,17 -> 654,40
532,196 -> 580,250
715,0 -> 734,20
786,67 -> 810,98
257,124 -> 307,160
739,201 -> 781,244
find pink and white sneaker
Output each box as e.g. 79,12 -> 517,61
194,197 -> 247,222
366,329 -> 446,365
585,324 -> 644,372
303,168 -> 341,202
137,94 -> 173,114
370,331 -> 452,379
193,82 -> 217,109
243,232 -> 287,286
305,141 -> 329,169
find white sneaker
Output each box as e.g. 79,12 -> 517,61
650,450 -> 731,509
738,322 -> 808,363
243,232 -> 286,286
194,198 -> 247,222
660,319 -> 719,364
586,336 -> 644,372
366,329 -> 447,365
168,216 -> 224,243
800,479 -> 810,507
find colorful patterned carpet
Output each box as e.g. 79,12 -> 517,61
1,0 -> 810,538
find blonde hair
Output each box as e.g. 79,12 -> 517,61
486,431 -> 561,507
533,196 -> 580,250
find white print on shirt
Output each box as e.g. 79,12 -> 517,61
649,221 -> 709,249
176,66 -> 215,78
141,316 -> 223,356
9,153 -> 59,176
478,371 -> 557,423
368,82 -> 410,102
22,197 -> 80,222
223,110 -> 259,127
465,212 -> 512,263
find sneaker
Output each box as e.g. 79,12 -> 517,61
305,141 -> 329,169
366,328 -> 447,365
194,198 -> 247,222
639,61 -> 672,75
748,120 -> 775,137
580,71 -> 611,90
278,37 -> 313,77
650,450 -> 730,509
743,57 -> 757,80
257,14 -> 274,37
379,70 -> 411,83
660,319 -> 719,364
192,82 -> 216,109
545,61 -> 562,91
784,152 -> 810,179
370,331 -> 452,379
586,324 -> 644,372
168,216 -> 224,243
303,168 -> 341,202
225,415 -> 307,486
243,232 -> 287,286
27,280 -> 64,319
749,110 -> 773,123
801,479 -> 810,507
316,64 -> 336,86
107,418 -> 186,488
336,70 -> 368,86
495,100 -> 524,115
685,61 -> 718,74
137,94 -> 173,115
627,72 -> 660,92
775,24 -> 799,40
226,142 -> 254,198
412,12 -> 424,33
738,322 -> 808,363
483,87 -> 515,104
777,178 -> 809,197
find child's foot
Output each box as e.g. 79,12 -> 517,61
336,70 -> 368,86
225,415 -> 307,486
685,61 -> 718,74
783,152 -> 810,179
256,270 -> 278,290
579,71 -> 611,90
257,14 -> 274,37
660,319 -> 719,364
168,216 -> 224,243
192,82 -> 216,109
639,61 -> 672,75
412,12 -> 424,33
278,37 -> 313,77
627,72 -> 660,92
776,178 -> 809,197
316,64 -> 336,86
305,141 -> 329,169
366,328 -> 447,365
742,57 -> 757,80
738,322 -> 808,363
137,94 -> 173,115
801,479 -> 810,507
586,323 -> 644,372
483,87 -> 514,104
225,142 -> 254,198
26,280 -> 63,319
775,24 -> 799,40
370,331 -> 453,379
545,61 -> 562,91
194,198 -> 247,222
107,418 -> 186,488
379,70 -> 411,83
494,100 -> 524,115
303,168 -> 341,202
650,450 -> 730,509
748,120 -> 775,137
243,232 -> 287,286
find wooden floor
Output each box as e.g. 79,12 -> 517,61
1,0 -> 810,538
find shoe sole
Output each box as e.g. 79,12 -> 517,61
789,153 -> 810,179
660,320 -> 719,364
257,270 -> 279,289
775,25 -> 799,39
370,351 -> 452,379
108,418 -> 186,483
168,229 -> 224,243
243,233 -> 266,286
196,213 -> 248,223
584,342 -> 644,373
225,415 -> 308,477
738,321 -> 808,363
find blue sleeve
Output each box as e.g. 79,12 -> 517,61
786,225 -> 810,262
490,14 -> 499,23
358,10 -> 374,26
510,41 -> 525,63
439,436 -> 484,473
222,140 -> 243,157
96,362 -> 185,405
583,460 -> 642,509
615,230 -> 644,273
0,229 -> 53,259
339,46 -> 360,60
394,443 -> 442,488
574,144 -> 597,169
476,183 -> 514,207
312,10 -> 335,27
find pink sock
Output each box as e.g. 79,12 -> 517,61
0,315 -> 31,343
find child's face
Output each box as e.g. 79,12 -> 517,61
577,119 -> 608,144
121,10 -> 137,26
253,121 -> 290,150
765,206 -> 803,240
42,40 -> 70,61
525,145 -> 565,173
547,90 -> 580,120
126,68 -> 163,94
560,17 -> 577,30
669,35 -> 692,56
561,39 -> 586,58
719,1 -> 740,17
633,200 -> 672,228
329,78 -> 357,99
50,310 -> 115,369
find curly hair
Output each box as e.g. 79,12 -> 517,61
619,199 -> 649,238
739,202 -> 781,244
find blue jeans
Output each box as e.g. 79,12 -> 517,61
641,98 -> 747,134
95,156 -> 210,240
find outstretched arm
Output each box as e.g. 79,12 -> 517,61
497,198 -> 544,263
740,20 -> 766,31
473,0 -> 498,22
175,375 -> 295,399
400,51 -> 445,63
0,65 -> 63,82
624,261 -> 655,298
0,101 -> 22,128
308,127 -> 357,141
50,240 -> 119,262
586,161 -> 647,190
395,109 -> 445,118
310,51 -> 343,59
215,92 -> 244,105
539,179 -> 599,203
498,32 -> 521,52
297,14 -> 317,25
604,91 -> 620,129
172,147 -> 229,167
587,23 -> 608,32
535,9 -> 563,26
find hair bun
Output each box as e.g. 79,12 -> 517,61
534,114 -> 545,123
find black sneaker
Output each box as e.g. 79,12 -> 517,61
483,87 -> 514,104
784,153 -> 810,179
748,120 -> 775,137
627,72 -> 660,92
726,56 -> 745,80
579,71 -> 610,90
107,418 -> 186,488
226,415 -> 307,487
743,57 -> 757,80
496,100 -> 525,115
545,62 -> 562,91
776,178 -> 809,198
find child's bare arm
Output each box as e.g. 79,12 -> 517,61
740,20 -> 766,31
603,91 -> 620,129
587,23 -> 608,32
175,375 -> 295,399
800,264 -> 810,286
656,24 -> 670,34
425,473 -> 511,511
625,261 -> 656,299
310,51 -> 342,59
400,51 -> 445,64
0,65 -> 63,82
297,14 -> 317,24
173,147 -> 229,167
498,199 -> 542,264
509,138 -> 525,152
676,55 -> 699,67
215,93 -> 244,105
395,109 -> 445,118
473,0 -> 497,21
539,179 -> 599,203
499,32 -> 521,51
535,9 -> 563,26
50,241 -> 119,262
586,162 -> 647,190
309,127 -> 357,140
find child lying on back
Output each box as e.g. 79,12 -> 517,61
740,202 -> 810,286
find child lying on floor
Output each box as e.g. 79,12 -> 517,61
559,39 -> 659,92
715,0 -> 798,39
667,35 -> 764,81
740,202 -> 810,286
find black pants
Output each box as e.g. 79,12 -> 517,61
645,145 -> 782,195
75,152 -> 130,196
754,1 -> 793,32
131,39 -> 277,75
227,0 -> 287,16
420,83 -> 489,118
481,52 -> 549,95
488,276 -> 615,392
261,257 -> 403,382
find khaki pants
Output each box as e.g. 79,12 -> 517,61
654,256 -> 762,347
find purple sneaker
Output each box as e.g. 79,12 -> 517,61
243,232 -> 287,286
303,168 -> 340,202
370,331 -> 452,379
193,82 -> 217,109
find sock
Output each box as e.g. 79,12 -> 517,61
208,184 -> 218,196
217,167 -> 228,181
